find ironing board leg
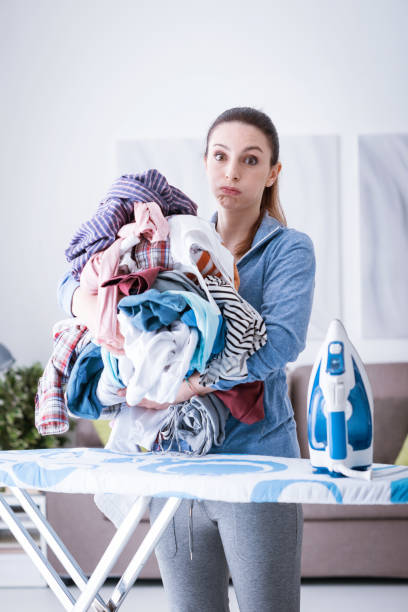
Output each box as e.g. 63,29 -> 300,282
73,495 -> 152,612
9,487 -> 109,612
108,496 -> 182,611
0,492 -> 76,611
0,490 -> 181,611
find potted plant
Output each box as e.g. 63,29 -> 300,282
0,362 -> 72,584
0,363 -> 68,451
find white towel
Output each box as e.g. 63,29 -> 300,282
118,314 -> 199,405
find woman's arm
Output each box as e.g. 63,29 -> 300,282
211,231 -> 316,390
123,370 -> 216,410
71,286 -> 98,335
57,268 -> 103,335
57,269 -> 80,317
57,270 -> 125,354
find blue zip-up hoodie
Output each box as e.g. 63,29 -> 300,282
208,211 -> 315,458
58,211 -> 315,458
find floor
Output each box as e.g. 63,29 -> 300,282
0,579 -> 407,611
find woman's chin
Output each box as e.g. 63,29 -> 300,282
217,196 -> 242,210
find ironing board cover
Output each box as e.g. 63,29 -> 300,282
0,448 -> 407,505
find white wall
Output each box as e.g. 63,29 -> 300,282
1,0 -> 407,367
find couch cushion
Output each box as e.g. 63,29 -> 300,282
92,420 -> 112,446
396,434 -> 408,465
373,398 -> 408,463
302,502 -> 408,520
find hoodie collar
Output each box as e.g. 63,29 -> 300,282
210,210 -> 282,255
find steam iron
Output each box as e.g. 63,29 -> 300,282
307,319 -> 374,480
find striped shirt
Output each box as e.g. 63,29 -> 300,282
199,275 -> 267,386
65,170 -> 198,280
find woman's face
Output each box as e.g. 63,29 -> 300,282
204,121 -> 281,216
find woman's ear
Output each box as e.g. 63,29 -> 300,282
266,162 -> 282,187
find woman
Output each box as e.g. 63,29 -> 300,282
63,106 -> 315,611
146,108 -> 315,612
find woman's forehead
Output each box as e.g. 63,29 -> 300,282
209,121 -> 269,151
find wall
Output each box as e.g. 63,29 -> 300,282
1,0 -> 407,367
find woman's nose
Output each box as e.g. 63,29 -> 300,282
225,163 -> 240,181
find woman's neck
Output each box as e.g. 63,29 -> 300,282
215,207 -> 261,252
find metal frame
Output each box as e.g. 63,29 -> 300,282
0,488 -> 182,611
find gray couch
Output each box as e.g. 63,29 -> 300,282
289,362 -> 408,578
46,362 -> 408,578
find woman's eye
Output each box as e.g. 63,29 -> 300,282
213,152 -> 257,165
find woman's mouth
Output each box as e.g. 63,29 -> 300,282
221,186 -> 241,195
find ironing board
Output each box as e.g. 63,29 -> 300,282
0,448 -> 407,611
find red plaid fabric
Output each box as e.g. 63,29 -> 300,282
130,236 -> 173,270
35,322 -> 91,435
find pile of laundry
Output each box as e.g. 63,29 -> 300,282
35,169 -> 267,456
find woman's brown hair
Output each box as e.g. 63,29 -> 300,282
204,107 -> 287,259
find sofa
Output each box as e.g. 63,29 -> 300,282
289,362 -> 408,578
46,362 -> 408,579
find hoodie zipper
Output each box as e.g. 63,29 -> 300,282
236,227 -> 282,267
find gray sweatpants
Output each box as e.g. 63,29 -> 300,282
149,498 -> 303,612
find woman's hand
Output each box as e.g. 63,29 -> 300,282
137,399 -> 172,410
117,388 -> 171,410
116,372 -> 216,409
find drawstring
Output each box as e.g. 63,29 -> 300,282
188,499 -> 194,560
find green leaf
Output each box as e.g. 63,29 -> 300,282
0,363 -> 68,450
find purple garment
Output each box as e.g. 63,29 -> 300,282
65,169 -> 198,280
100,266 -> 164,296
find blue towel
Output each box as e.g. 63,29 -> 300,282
118,289 -> 224,373
65,343 -> 107,419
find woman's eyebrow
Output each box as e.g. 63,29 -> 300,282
212,143 -> 264,153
